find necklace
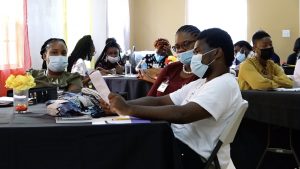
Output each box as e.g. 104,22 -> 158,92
182,65 -> 192,74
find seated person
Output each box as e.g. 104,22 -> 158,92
238,30 -> 293,90
31,38 -> 83,93
102,28 -> 243,169
147,25 -> 200,96
138,38 -> 172,69
94,39 -> 124,75
232,40 -> 252,67
67,35 -> 95,86
67,35 -> 95,76
287,37 -> 300,65
271,52 -> 281,65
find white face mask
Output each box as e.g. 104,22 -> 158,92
107,56 -> 120,63
47,55 -> 68,72
235,52 -> 246,62
190,49 -> 216,78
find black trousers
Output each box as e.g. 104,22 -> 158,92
175,138 -> 206,169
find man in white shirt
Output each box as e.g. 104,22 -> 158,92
102,28 -> 243,169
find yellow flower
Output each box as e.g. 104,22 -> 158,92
5,74 -> 36,91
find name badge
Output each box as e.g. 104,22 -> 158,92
157,82 -> 169,92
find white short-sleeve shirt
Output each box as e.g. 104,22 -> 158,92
170,73 -> 243,169
71,58 -> 88,76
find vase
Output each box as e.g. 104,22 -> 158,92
13,89 -> 29,113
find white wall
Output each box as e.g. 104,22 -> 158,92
27,0 -> 107,69
27,0 -> 65,69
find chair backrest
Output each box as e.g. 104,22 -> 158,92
130,51 -> 155,74
132,51 -> 155,64
204,100 -> 248,169
220,100 -> 248,145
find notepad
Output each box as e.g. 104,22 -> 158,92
92,116 -> 150,125
55,115 -> 93,124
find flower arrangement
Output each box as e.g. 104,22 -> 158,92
165,55 -> 178,65
5,73 -> 36,113
5,73 -> 36,91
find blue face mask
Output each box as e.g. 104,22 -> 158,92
190,49 -> 216,78
177,49 -> 193,65
235,52 -> 246,63
48,55 -> 68,72
155,54 -> 165,62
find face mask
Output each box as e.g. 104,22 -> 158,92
260,47 -> 274,60
191,49 -> 216,78
177,49 -> 193,65
155,54 -> 165,62
107,56 -> 120,63
236,52 -> 246,62
47,56 -> 68,72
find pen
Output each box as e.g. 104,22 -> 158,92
112,117 -> 131,121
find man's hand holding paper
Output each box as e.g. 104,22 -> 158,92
108,93 -> 131,116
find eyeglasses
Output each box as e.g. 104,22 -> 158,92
172,40 -> 197,52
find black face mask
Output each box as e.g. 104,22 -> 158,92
260,47 -> 274,60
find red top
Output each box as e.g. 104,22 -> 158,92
147,62 -> 198,96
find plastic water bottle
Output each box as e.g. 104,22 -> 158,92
125,60 -> 132,76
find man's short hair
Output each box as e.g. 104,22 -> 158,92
198,28 -> 234,67
252,30 -> 271,44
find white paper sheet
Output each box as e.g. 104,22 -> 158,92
274,88 -> 300,91
89,71 -> 111,103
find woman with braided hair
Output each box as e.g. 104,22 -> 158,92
147,25 -> 200,96
94,39 -> 125,75
67,35 -> 95,76
40,38 -> 59,69
30,38 -> 82,92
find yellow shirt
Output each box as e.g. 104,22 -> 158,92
238,57 -> 293,90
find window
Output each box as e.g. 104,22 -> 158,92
0,0 -> 30,96
0,0 -> 26,70
107,0 -> 130,51
186,0 -> 247,43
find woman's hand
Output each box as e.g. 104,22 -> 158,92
108,92 -> 131,116
115,65 -> 124,74
96,67 -> 110,75
137,70 -> 143,79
